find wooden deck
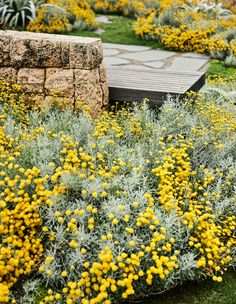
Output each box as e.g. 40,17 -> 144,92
106,67 -> 206,105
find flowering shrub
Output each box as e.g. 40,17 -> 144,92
89,0 -> 162,18
134,1 -> 236,66
24,0 -> 236,66
0,78 -> 235,303
27,0 -> 97,33
210,29 -> 236,67
27,5 -> 72,33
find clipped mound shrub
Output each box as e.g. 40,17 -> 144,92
0,78 -> 235,303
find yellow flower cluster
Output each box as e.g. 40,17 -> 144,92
0,119 -> 45,302
152,138 -> 235,281
134,1 -> 236,56
90,0 -> 160,17
27,0 -> 97,34
27,6 -> 71,34
49,0 -> 97,29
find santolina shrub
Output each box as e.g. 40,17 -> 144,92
0,79 -> 236,303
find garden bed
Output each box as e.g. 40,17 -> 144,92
0,78 -> 235,303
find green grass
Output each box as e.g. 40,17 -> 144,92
131,271 -> 236,304
68,15 -> 164,48
207,60 -> 236,82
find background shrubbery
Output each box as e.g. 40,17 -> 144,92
0,1 -> 236,65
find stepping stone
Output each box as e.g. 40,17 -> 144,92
104,57 -> 130,66
104,49 -> 120,56
95,28 -> 105,35
180,52 -> 209,59
103,43 -> 151,52
143,61 -> 165,69
118,50 -> 176,62
116,64 -> 155,71
95,16 -> 112,24
166,57 -> 209,73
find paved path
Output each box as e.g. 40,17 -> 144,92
103,43 -> 209,73
96,15 -> 209,73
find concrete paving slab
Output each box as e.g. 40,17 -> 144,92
95,28 -> 105,35
103,43 -> 151,52
180,52 -> 209,59
118,50 -> 176,62
95,16 -> 112,24
104,49 -> 120,56
104,56 -> 130,66
117,64 -> 155,71
143,61 -> 165,69
165,57 -> 209,72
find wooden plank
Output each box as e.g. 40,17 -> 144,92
106,67 -> 206,104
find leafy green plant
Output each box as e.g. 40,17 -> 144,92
0,0 -> 36,29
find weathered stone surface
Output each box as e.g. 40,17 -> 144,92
118,49 -> 176,62
98,62 -> 109,107
103,43 -> 151,52
70,41 -> 103,69
104,48 -> 120,56
98,62 -> 107,83
0,36 -> 11,66
143,61 -> 165,69
0,31 -> 109,113
74,68 -> 103,115
165,57 -> 209,72
10,37 -> 62,68
104,57 -> 129,66
0,67 -> 17,82
45,68 -> 74,97
18,68 -> 45,93
61,43 -> 70,68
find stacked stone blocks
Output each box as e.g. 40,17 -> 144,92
0,31 -> 109,115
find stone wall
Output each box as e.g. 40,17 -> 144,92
0,31 -> 109,115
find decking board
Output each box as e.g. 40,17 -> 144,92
106,67 -> 206,104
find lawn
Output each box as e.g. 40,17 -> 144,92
68,15 -> 165,48
140,271 -> 236,304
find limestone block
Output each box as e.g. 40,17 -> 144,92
74,68 -> 103,116
18,68 -> 45,93
10,36 -> 62,68
0,36 -> 11,66
70,41 -> 103,69
61,43 -> 70,68
100,82 -> 109,107
0,67 -> 17,82
98,62 -> 109,107
98,61 -> 107,83
45,68 -> 74,97
0,31 -> 109,113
